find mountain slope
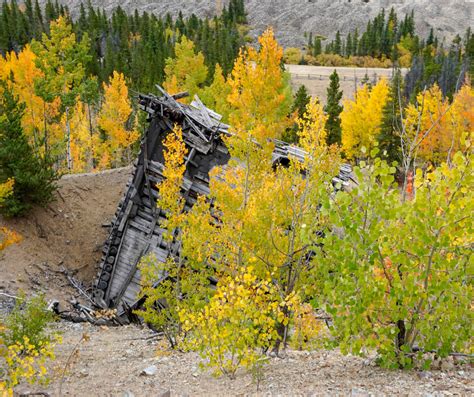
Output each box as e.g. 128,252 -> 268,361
37,0 -> 473,46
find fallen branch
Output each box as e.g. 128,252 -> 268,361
66,275 -> 95,305
0,291 -> 19,300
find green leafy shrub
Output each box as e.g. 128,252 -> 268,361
314,149 -> 473,368
0,293 -> 60,394
0,293 -> 56,349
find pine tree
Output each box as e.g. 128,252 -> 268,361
282,84 -> 311,144
334,31 -> 342,55
467,28 -> 474,79
0,81 -> 56,216
346,32 -> 353,57
378,70 -> 403,165
324,70 -> 343,146
313,37 -> 322,57
292,84 -> 311,120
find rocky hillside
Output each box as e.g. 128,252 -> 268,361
36,0 -> 473,46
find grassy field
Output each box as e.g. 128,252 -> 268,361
286,65 -> 407,104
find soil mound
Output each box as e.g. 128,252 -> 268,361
0,167 -> 131,302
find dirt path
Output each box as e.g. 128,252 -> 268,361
14,322 -> 473,396
0,167 -> 132,304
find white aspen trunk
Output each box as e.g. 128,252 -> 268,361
66,106 -> 73,171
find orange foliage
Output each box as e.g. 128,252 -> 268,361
416,84 -> 474,164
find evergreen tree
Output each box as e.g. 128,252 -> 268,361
334,31 -> 342,55
292,84 -> 311,120
466,28 -> 474,79
281,84 -> 311,144
346,32 -> 353,56
0,82 -> 56,216
324,70 -> 343,146
378,70 -> 403,165
313,37 -> 322,56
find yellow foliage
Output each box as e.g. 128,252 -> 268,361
0,294 -> 61,395
158,125 -> 188,236
291,302 -> 325,350
200,64 -> 231,122
227,28 -> 292,143
304,54 -> 392,68
0,179 -> 14,203
341,78 -> 389,159
0,179 -> 21,251
0,335 -> 57,394
179,267 -> 280,378
0,46 -> 62,154
97,71 -> 139,168
283,47 -> 303,65
66,100 -> 95,173
297,98 -> 328,153
163,36 -> 208,102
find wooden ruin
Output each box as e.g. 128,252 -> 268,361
92,86 -> 354,315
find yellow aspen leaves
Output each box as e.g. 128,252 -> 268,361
97,71 -> 139,168
179,267 -> 280,378
227,28 -> 292,143
158,125 -> 188,237
341,78 -> 389,159
200,64 -> 232,122
0,179 -> 21,251
66,100 -> 95,173
163,36 -> 208,102
297,98 -> 328,153
0,46 -> 62,154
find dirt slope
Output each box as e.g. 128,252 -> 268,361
0,167 -> 131,301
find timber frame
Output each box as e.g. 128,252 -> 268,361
92,86 -> 354,315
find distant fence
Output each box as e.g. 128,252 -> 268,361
291,73 -> 390,83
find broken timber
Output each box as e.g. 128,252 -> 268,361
92,86 -> 354,314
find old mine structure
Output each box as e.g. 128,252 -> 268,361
92,86 -> 353,316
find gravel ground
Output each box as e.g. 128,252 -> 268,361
13,322 -> 473,397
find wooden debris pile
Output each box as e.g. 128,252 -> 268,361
92,86 -> 354,318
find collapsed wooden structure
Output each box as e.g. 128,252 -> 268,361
92,86 -> 354,315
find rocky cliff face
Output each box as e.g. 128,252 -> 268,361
37,0 -> 473,46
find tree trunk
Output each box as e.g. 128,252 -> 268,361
43,101 -> 49,157
65,106 -> 72,171
87,102 -> 96,169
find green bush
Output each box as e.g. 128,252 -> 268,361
314,150 -> 473,368
0,293 -> 56,350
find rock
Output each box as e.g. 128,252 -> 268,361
122,392 -> 135,397
38,0 -> 472,47
78,369 -> 89,378
351,387 -> 368,396
440,357 -> 455,372
140,365 -> 158,376
417,371 -> 431,380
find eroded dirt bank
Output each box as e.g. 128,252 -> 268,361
0,167 -> 132,303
